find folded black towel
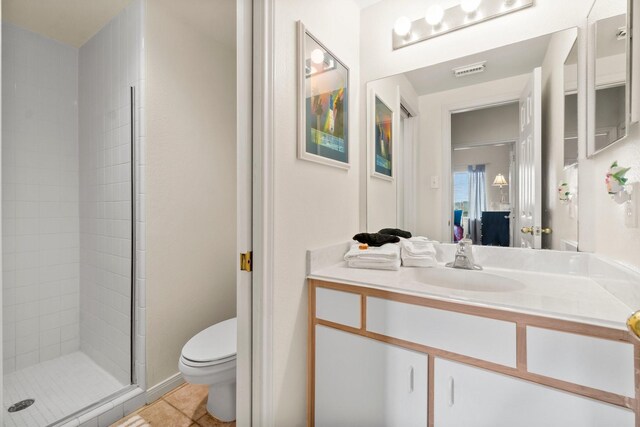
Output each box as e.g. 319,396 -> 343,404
379,228 -> 412,239
353,233 -> 400,247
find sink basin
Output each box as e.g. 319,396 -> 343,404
401,267 -> 526,292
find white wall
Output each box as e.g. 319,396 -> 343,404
451,103 -> 519,147
416,74 -> 528,241
2,23 -> 80,373
78,0 -> 143,385
273,0 -> 360,424
581,129 -> 640,268
540,29 -> 578,250
366,74 -> 418,231
145,0 -> 237,389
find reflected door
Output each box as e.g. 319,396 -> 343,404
517,68 -> 542,249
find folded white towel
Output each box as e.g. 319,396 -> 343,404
402,257 -> 437,268
344,242 -> 400,261
400,237 -> 436,257
348,258 -> 401,271
344,242 -> 401,271
399,236 -> 437,268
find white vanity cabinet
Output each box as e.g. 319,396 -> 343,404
308,280 -> 639,427
314,325 -> 428,427
434,359 -> 635,427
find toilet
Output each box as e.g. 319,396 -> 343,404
179,317 -> 237,422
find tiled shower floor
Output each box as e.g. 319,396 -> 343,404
3,352 -> 126,427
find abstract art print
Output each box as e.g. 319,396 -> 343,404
297,22 -> 349,169
373,95 -> 393,178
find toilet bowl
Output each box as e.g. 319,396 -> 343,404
179,317 -> 237,422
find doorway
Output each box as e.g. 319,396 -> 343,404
449,102 -> 519,247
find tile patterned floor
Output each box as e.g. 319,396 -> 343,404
3,352 -> 126,427
111,383 -> 236,427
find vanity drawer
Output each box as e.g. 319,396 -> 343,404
315,287 -> 361,328
526,327 -> 635,397
366,297 -> 517,367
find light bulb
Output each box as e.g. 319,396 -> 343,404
310,48 -> 324,65
425,4 -> 444,26
460,0 -> 481,13
394,16 -> 412,36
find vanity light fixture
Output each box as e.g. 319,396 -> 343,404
461,0 -> 482,13
310,48 -> 325,64
392,0 -> 534,50
305,47 -> 336,78
394,16 -> 412,36
425,5 -> 445,26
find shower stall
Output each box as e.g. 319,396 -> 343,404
2,1 -> 144,425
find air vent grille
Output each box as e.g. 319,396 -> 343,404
452,61 -> 487,78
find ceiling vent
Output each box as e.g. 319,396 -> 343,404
617,26 -> 627,40
452,61 -> 487,78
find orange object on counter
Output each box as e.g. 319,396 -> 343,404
359,243 -> 369,250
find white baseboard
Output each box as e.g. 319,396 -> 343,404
145,373 -> 185,404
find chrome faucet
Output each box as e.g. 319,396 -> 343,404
446,235 -> 483,270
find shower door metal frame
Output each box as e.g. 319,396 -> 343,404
130,86 -> 138,386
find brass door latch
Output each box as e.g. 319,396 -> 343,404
627,311 -> 640,341
240,252 -> 252,272
521,227 -> 534,235
521,226 -> 552,236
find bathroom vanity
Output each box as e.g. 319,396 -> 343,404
307,243 -> 640,427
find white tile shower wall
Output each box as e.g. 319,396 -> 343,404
2,23 -> 81,373
78,0 -> 144,386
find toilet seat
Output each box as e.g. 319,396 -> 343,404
181,354 -> 236,368
181,317 -> 237,366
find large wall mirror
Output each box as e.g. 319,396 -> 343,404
562,39 -> 580,252
564,42 -> 579,167
366,27 -> 580,251
588,0 -> 629,155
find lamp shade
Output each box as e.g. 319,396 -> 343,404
492,173 -> 508,186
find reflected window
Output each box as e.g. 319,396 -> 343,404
453,171 -> 470,216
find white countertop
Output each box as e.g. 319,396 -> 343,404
308,243 -> 639,331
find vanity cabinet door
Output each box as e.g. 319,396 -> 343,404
434,359 -> 635,427
315,326 -> 428,427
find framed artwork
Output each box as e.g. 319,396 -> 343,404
297,21 -> 350,169
372,94 -> 393,179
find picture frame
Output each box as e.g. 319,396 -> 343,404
297,21 -> 350,169
370,92 -> 394,180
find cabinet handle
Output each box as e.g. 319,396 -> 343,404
448,376 -> 455,407
409,366 -> 414,393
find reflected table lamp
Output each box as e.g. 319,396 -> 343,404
492,173 -> 508,204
